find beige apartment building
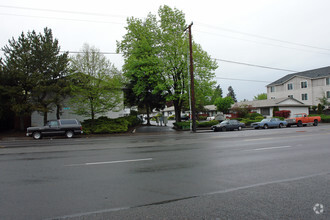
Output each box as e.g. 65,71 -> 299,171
267,66 -> 330,106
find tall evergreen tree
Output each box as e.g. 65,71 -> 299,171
1,28 -> 69,129
210,84 -> 223,104
227,86 -> 237,103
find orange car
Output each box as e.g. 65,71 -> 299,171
285,113 -> 321,127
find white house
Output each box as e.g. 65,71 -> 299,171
31,96 -> 130,127
232,97 -> 310,117
267,66 -> 330,106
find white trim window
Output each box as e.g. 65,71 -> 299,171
301,81 -> 308,88
327,91 -> 330,98
288,95 -> 293,98
270,86 -> 275,92
301,93 -> 308,100
326,77 -> 330,85
287,83 -> 293,90
271,97 -> 276,99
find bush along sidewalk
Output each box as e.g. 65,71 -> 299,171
82,115 -> 142,134
173,120 -> 219,130
309,114 -> 330,123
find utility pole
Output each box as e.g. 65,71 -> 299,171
188,22 -> 197,132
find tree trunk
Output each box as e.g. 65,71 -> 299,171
56,104 -> 61,119
146,104 -> 151,126
19,115 -> 25,131
174,100 -> 182,122
43,111 -> 48,126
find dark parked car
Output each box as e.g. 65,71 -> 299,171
26,119 -> 83,139
251,118 -> 287,129
212,120 -> 245,132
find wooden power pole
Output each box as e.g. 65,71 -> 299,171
188,23 -> 196,132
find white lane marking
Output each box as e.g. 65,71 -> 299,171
250,146 -> 292,151
65,158 -> 153,167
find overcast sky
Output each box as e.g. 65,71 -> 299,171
1,0 -> 330,101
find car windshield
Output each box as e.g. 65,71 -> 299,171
261,119 -> 271,122
220,121 -> 229,125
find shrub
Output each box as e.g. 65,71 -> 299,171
173,122 -> 191,130
82,115 -> 142,134
321,114 -> 330,123
255,116 -> 264,121
198,115 -> 207,121
247,112 -> 263,120
197,120 -> 219,127
168,115 -> 175,120
274,110 -> 291,118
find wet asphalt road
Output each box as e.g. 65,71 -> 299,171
0,125 -> 329,220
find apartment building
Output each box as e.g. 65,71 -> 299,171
267,66 -> 330,106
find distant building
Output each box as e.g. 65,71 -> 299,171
266,66 -> 330,106
232,97 -> 310,117
31,95 -> 130,127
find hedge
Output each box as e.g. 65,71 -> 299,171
82,115 -> 142,134
173,120 -> 219,130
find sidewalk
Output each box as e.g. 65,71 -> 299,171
135,120 -> 178,133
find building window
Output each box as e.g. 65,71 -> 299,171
301,81 -> 308,88
271,97 -> 275,99
301,93 -> 308,100
270,86 -> 275,92
287,83 -> 293,90
260,108 -> 270,116
327,91 -> 330,98
288,95 -> 293,98
327,78 -> 330,85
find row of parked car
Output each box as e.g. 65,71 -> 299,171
211,113 -> 321,132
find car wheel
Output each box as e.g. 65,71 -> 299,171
279,123 -> 284,128
33,131 -> 42,140
221,127 -> 227,132
297,121 -> 303,127
65,130 -> 74,138
238,126 -> 242,131
313,120 -> 318,126
263,124 -> 268,129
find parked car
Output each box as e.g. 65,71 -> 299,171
251,118 -> 287,129
212,120 -> 245,132
285,113 -> 321,127
26,119 -> 83,139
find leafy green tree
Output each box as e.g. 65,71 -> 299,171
1,28 -> 69,128
319,94 -> 330,107
117,14 -> 166,125
214,96 -> 234,114
69,44 -> 123,127
227,86 -> 237,102
253,93 -> 267,100
118,5 -> 218,123
210,84 -> 223,104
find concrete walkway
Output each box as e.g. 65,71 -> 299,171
135,120 -> 178,133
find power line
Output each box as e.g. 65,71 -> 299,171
2,4 -> 329,53
195,30 -> 330,56
215,77 -> 271,83
197,22 -> 330,52
0,13 -> 124,25
0,5 -> 126,18
213,58 -> 298,72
